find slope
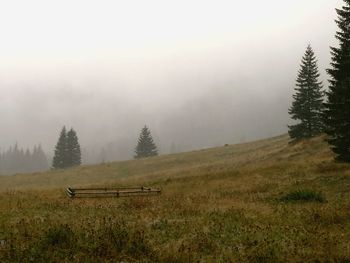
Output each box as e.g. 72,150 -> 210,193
0,134 -> 330,191
1,134 -> 350,262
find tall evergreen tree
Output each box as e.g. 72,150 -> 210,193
325,0 -> 350,162
52,127 -> 82,169
52,126 -> 68,169
134,126 -> 158,158
288,45 -> 324,141
66,128 -> 81,167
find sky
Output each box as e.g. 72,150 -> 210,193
0,0 -> 344,161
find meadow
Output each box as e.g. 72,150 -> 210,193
0,134 -> 350,262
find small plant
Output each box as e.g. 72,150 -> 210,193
279,189 -> 326,203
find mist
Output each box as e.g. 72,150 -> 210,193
0,0 -> 343,163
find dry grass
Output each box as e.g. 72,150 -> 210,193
1,134 -> 350,262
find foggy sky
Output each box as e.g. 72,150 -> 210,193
0,0 -> 344,161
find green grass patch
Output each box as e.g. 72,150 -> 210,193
279,189 -> 326,203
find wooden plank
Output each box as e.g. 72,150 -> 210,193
72,190 -> 160,195
74,187 -> 150,191
66,188 -> 76,198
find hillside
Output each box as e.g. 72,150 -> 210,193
0,134 -> 330,191
1,134 -> 350,262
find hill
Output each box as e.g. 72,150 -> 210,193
0,134 -> 329,191
1,134 -> 350,262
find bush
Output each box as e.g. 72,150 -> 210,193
279,189 -> 326,203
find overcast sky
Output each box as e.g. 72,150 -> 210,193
0,0 -> 344,159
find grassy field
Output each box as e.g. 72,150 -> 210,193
1,134 -> 350,262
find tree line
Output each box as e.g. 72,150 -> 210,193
0,124 -> 158,174
289,0 -> 350,162
51,125 -> 159,169
0,144 -> 48,175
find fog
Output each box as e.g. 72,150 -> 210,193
0,0 -> 343,163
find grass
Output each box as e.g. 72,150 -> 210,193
0,134 -> 350,262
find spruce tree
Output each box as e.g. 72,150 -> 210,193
288,45 -> 324,141
66,128 -> 81,167
134,126 -> 158,158
52,127 -> 82,169
52,126 -> 68,169
325,0 -> 350,162
33,145 -> 49,171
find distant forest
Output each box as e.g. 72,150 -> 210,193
0,144 -> 49,175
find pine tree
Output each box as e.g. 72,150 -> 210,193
288,45 -> 325,141
52,127 -> 82,169
33,144 -> 49,171
52,126 -> 68,169
134,126 -> 158,158
66,128 -> 81,167
324,0 -> 350,162
24,148 -> 32,172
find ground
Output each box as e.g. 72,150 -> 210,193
0,135 -> 350,262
